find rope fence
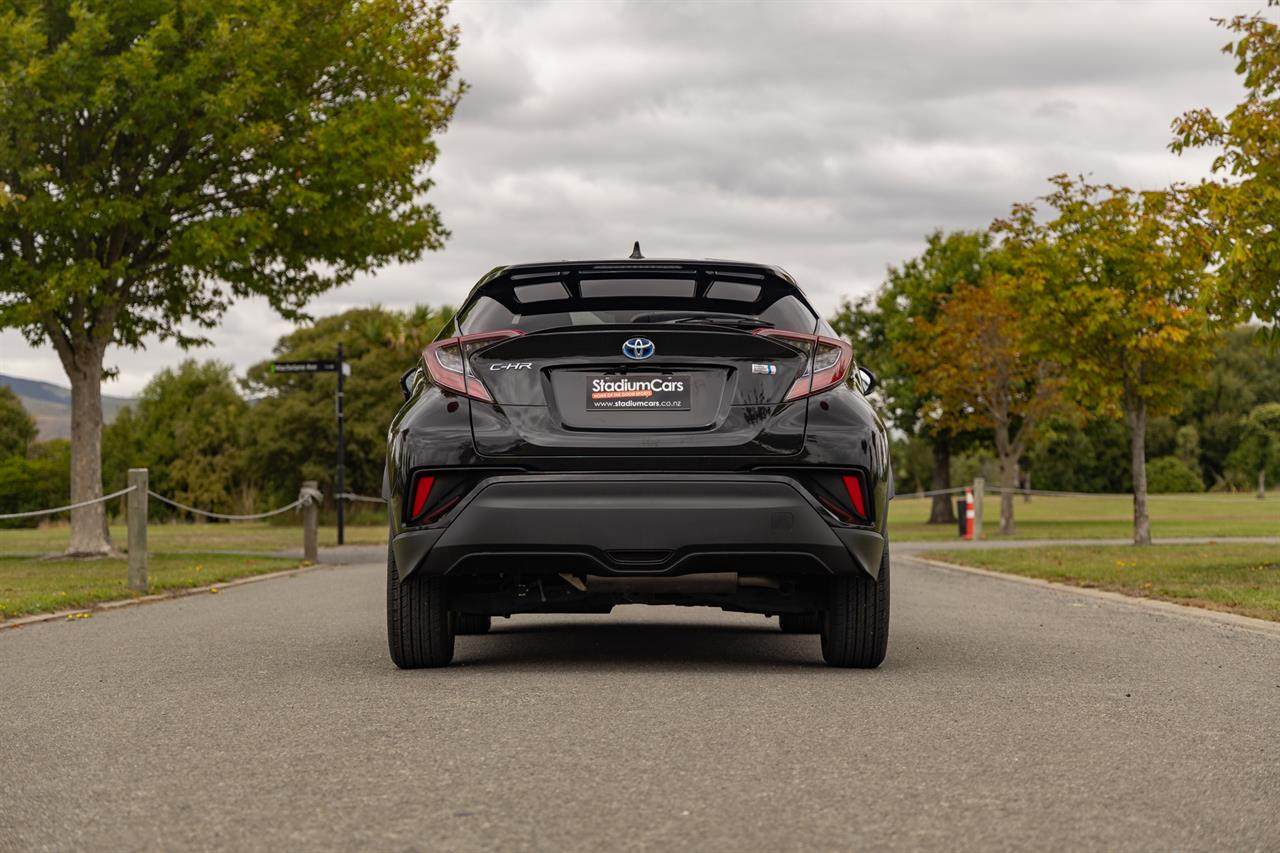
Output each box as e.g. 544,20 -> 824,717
0,472 -> 334,593
0,472 -> 380,592
892,487 -> 967,500
895,485 -> 1260,501
0,482 -> 351,524
337,492 -> 386,504
0,485 -> 138,520
146,490 -> 311,521
987,487 -> 1260,501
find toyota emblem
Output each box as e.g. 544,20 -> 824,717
622,337 -> 656,360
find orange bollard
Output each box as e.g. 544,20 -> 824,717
964,487 -> 975,540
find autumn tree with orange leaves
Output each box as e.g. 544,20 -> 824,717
898,273 -> 1068,535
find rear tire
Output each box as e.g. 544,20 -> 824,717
820,539 -> 890,668
455,613 -> 492,635
387,541 -> 454,669
779,612 -> 822,633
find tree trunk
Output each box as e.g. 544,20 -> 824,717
65,344 -> 114,556
1128,396 -> 1152,546
999,454 -> 1017,536
1259,469 -> 1266,500
928,434 -> 956,524
993,421 -> 1018,536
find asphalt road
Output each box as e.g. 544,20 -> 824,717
2,555 -> 1278,853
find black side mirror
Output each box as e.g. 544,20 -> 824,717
855,366 -> 878,395
399,366 -> 420,400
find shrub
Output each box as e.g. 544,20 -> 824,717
1147,456 -> 1204,494
0,440 -> 72,528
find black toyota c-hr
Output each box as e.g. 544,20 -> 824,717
384,249 -> 892,668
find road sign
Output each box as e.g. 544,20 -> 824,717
271,360 -> 339,374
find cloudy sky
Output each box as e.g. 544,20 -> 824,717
0,0 -> 1249,395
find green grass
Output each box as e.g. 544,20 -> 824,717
890,492 -> 1279,541
929,543 -> 1280,622
0,521 -> 388,556
0,552 -> 304,620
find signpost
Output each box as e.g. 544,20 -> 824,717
336,344 -> 346,545
272,344 -> 351,544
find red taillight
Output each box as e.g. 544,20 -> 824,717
754,329 -> 854,401
409,474 -> 435,520
810,337 -> 853,396
423,330 -> 523,402
842,473 -> 867,519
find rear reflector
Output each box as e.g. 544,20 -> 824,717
842,474 -> 867,519
403,471 -> 490,526
410,475 -> 435,520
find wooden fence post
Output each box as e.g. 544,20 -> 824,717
302,480 -> 319,563
972,476 -> 985,542
127,468 -> 148,592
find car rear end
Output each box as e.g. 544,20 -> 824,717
385,258 -> 892,668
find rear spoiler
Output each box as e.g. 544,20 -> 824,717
462,259 -> 816,319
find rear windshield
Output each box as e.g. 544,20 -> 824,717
457,275 -> 818,335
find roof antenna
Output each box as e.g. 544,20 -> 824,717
629,241 -> 644,260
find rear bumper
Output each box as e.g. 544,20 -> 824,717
392,473 -> 884,581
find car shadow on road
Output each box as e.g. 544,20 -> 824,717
451,620 -> 836,670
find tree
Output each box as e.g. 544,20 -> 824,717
1180,325 -> 1280,488
897,274 -> 1068,535
242,305 -> 452,508
0,385 -> 37,458
1029,324 -> 1280,491
103,360 -> 250,517
884,435 -> 934,494
0,439 -> 71,528
1174,424 -> 1201,472
1027,417 -> 1132,493
0,0 -> 463,554
997,177 -> 1217,544
831,230 -> 999,524
1171,9 -> 1280,328
1230,402 -> 1280,496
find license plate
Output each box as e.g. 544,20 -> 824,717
586,374 -> 692,411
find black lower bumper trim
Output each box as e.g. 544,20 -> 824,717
392,474 -> 884,581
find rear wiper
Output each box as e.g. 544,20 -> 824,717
671,316 -> 774,329
632,312 -> 773,329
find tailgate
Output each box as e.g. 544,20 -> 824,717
467,327 -> 810,456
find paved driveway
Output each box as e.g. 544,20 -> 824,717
2,555 -> 1277,852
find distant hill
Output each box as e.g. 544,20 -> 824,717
0,373 -> 134,440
